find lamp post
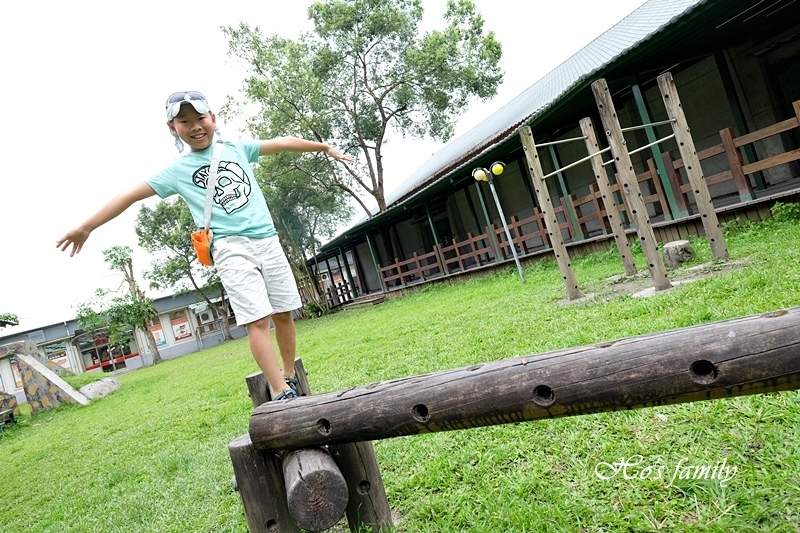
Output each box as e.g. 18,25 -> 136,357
473,162 -> 526,283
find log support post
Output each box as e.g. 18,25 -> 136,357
580,117 -> 638,276
657,72 -> 730,261
233,359 -> 392,533
228,434 -> 300,533
519,126 -> 583,300
592,78 -> 673,291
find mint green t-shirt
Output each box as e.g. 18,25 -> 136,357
147,140 -> 276,240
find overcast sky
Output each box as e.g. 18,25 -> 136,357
0,0 -> 647,335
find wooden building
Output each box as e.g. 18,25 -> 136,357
309,0 -> 800,305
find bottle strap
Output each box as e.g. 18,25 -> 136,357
203,139 -> 224,230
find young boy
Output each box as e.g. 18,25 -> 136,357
56,91 -> 352,401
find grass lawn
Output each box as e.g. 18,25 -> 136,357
2,214 -> 800,532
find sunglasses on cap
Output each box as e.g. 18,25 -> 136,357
166,91 -> 209,105
165,91 -> 212,121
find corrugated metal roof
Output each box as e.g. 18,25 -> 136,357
384,0 -> 702,207
319,0 -> 800,253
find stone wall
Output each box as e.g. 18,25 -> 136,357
0,339 -> 37,358
17,354 -> 88,415
0,390 -> 19,417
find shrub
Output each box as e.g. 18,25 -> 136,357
770,201 -> 800,222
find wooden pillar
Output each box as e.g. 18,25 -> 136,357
240,361 -> 349,532
714,50 -> 766,191
580,117 -> 638,276
425,203 -> 449,275
591,78 -> 672,291
229,434 -> 300,533
339,247 -> 358,299
657,72 -> 730,262
232,371 -> 300,532
366,234 -> 387,293
519,126 -> 582,300
254,360 -> 395,533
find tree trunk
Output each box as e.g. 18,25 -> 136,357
144,326 -> 163,364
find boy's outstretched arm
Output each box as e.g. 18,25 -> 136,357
56,182 -> 157,257
259,136 -> 353,162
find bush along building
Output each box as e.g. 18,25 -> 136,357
309,0 -> 800,306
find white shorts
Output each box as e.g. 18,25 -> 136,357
211,235 -> 302,326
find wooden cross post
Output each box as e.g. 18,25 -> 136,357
591,78 -> 672,291
519,126 -> 583,300
236,360 -> 393,533
580,117 -> 638,276
657,72 -> 729,261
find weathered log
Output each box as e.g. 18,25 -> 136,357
250,308 -> 800,452
328,441 -> 393,532
295,362 -> 394,532
228,434 -> 300,533
242,361 -> 348,531
244,360 -> 392,532
657,72 -> 729,261
282,448 -> 348,531
592,78 -> 673,291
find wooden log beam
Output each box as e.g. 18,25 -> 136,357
250,308 -> 800,452
282,448 -> 348,531
245,360 -> 393,532
238,360 -> 348,532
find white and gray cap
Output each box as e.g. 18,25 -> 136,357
165,91 -> 221,152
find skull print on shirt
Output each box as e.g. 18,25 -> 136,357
192,161 -> 252,214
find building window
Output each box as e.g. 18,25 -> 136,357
170,311 -> 193,341
76,331 -> 135,372
43,341 -> 71,371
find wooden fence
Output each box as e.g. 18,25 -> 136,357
373,99 -> 800,292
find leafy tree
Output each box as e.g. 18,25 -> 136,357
135,199 -> 231,339
253,149 -> 354,310
0,313 -> 18,328
223,0 -> 503,215
75,246 -> 163,364
75,290 -> 157,369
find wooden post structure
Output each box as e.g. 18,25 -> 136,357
519,126 -> 583,300
282,448 -> 349,531
580,117 -> 638,276
237,361 -> 346,532
657,72 -> 729,261
235,360 -> 393,533
592,78 -> 672,291
250,307 -> 800,452
294,363 -> 394,533
229,434 -> 300,533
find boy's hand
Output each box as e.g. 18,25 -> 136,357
56,227 -> 92,257
325,146 -> 354,163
